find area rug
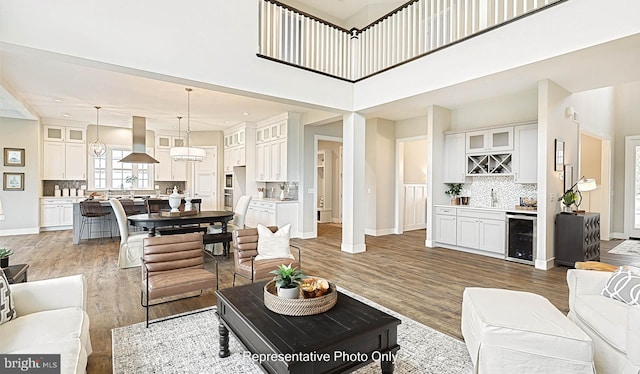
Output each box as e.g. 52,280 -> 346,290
112,288 -> 473,373
608,239 -> 640,255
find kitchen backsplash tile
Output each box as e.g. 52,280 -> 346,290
460,176 -> 537,210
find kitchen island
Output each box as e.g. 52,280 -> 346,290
71,198 -> 147,244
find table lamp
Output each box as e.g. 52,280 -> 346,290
574,178 -> 597,213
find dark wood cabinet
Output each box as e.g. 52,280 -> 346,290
554,212 -> 600,267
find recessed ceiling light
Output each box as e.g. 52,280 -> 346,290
224,121 -> 230,124
243,112 -> 249,116
52,98 -> 62,103
61,113 -> 71,117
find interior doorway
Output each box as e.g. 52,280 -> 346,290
315,136 -> 343,237
579,132 -> 611,240
395,136 -> 428,234
625,136 -> 640,238
192,146 -> 218,210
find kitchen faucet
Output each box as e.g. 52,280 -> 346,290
491,189 -> 498,208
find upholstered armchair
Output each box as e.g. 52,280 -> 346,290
110,198 -> 147,268
232,226 -> 300,286
141,232 -> 217,327
567,268 -> 640,374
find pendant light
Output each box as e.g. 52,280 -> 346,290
88,106 -> 107,157
170,88 -> 205,162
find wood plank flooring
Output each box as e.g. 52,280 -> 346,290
0,226 -> 636,373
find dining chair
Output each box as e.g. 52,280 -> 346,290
141,232 -> 217,327
205,195 -> 252,256
110,198 -> 147,268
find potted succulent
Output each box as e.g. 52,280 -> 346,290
445,183 -> 463,205
269,264 -> 305,299
0,248 -> 14,268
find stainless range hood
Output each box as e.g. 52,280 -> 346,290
119,116 -> 159,164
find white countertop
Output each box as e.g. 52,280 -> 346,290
434,204 -> 537,214
251,197 -> 299,204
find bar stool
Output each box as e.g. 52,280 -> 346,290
79,200 -> 112,243
119,198 -> 139,231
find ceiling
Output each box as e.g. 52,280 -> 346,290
0,0 -> 403,133
1,1 -> 639,134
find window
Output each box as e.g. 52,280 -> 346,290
89,146 -> 154,190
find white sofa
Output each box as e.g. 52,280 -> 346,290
0,274 -> 92,374
567,269 -> 640,374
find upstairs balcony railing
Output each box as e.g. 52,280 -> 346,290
258,0 -> 564,82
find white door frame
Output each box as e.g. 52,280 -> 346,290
394,135 -> 428,234
313,135 -> 342,238
624,135 -> 640,238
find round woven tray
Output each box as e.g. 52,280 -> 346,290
264,280 -> 337,316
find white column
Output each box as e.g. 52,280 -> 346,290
341,112 -> 366,253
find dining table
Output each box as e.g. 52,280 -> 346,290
127,210 -> 235,255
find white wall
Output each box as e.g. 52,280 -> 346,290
612,82 -> 640,235
403,139 -> 428,184
451,89 -> 538,130
396,116 -> 427,138
0,117 -> 41,235
364,118 -> 396,235
0,0 -> 354,112
538,79 -> 578,270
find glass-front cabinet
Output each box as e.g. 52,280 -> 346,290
466,127 -> 513,153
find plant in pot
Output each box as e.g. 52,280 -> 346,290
0,248 -> 14,268
560,190 -> 578,213
125,176 -> 138,197
269,264 -> 305,299
445,183 -> 463,205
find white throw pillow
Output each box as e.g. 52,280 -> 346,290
256,224 -> 294,261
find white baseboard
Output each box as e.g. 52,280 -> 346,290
0,227 -> 40,236
331,218 -> 342,224
610,232 -> 628,240
364,228 -> 395,236
299,231 -> 316,239
404,224 -> 426,231
341,243 -> 366,253
535,257 -> 555,270
425,239 -> 434,247
40,226 -> 72,232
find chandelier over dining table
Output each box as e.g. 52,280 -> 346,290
170,87 -> 206,162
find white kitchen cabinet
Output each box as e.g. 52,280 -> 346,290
43,142 -> 87,180
223,126 -> 248,171
478,218 -> 506,254
41,198 -> 75,229
443,133 -> 467,183
456,208 -> 505,256
513,124 -> 538,184
466,127 -> 513,153
434,206 -> 457,245
457,216 -> 480,248
156,135 -> 184,148
155,148 -> 187,181
256,143 -> 270,181
270,138 -> 287,182
44,125 -> 85,143
256,123 -> 289,182
245,200 -> 299,237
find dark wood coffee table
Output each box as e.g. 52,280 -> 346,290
216,281 -> 401,374
1,263 -> 29,284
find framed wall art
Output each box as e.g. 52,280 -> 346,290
4,148 -> 25,167
3,172 -> 24,191
554,139 -> 565,171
